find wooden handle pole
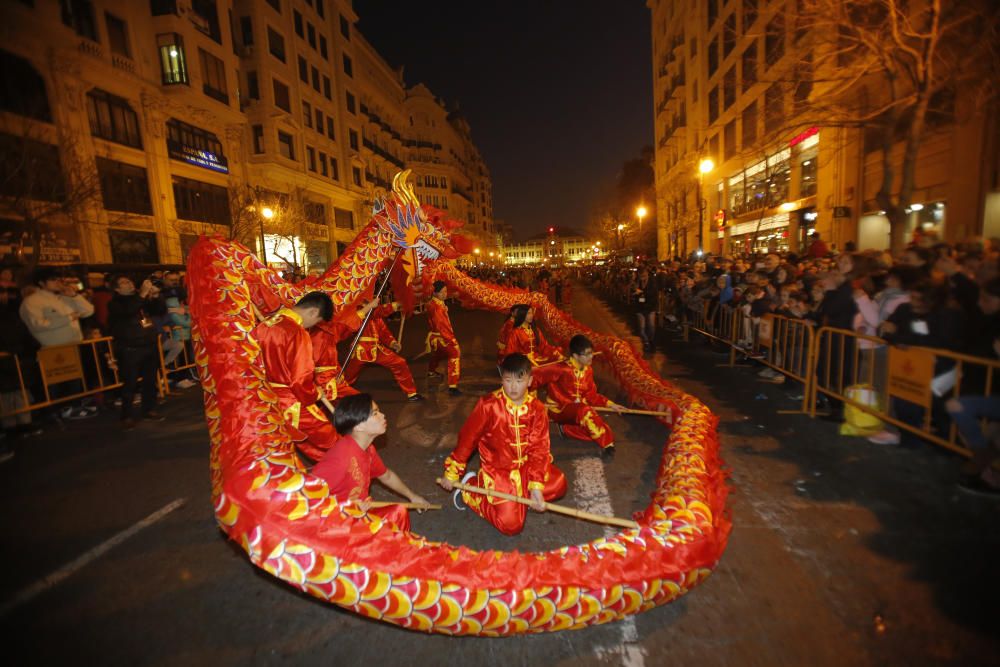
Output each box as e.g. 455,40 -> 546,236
533,351 -> 603,369
439,478 -> 638,530
594,406 -> 672,418
367,501 -> 441,511
397,314 -> 407,347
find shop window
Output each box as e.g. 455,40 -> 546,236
60,0 -> 97,41
272,78 -> 290,112
96,157 -> 152,215
87,89 -> 142,148
105,13 -> 130,57
157,33 -> 188,85
267,26 -> 285,62
199,48 -> 228,104
277,130 -> 295,160
0,50 -> 51,121
172,175 -> 230,225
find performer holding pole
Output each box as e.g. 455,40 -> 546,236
252,292 -> 339,461
311,297 -> 377,404
502,304 -> 563,366
342,301 -> 425,402
425,281 -> 462,395
532,334 -> 625,457
312,393 -> 429,531
495,306 -> 517,365
438,353 -> 566,536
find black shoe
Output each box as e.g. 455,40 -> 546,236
407,393 -> 426,402
142,411 -> 166,422
957,475 -> 1000,497
601,444 -> 616,460
447,387 -> 462,396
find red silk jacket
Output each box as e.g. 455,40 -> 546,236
531,357 -> 610,409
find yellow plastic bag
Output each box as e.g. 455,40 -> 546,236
839,384 -> 883,436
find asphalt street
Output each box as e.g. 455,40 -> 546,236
1,286 -> 998,666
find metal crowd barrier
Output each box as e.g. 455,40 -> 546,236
743,312 -> 817,414
0,337 -> 122,418
811,327 -> 999,457
157,327 -> 197,396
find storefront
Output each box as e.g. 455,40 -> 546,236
726,213 -> 791,256
857,201 -> 947,251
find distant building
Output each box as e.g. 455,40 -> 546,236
0,0 -> 494,271
502,227 -> 605,266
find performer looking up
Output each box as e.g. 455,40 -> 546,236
496,306 -> 516,365
253,291 -> 338,461
503,304 -> 562,366
312,393 -> 428,531
532,334 -> 624,456
438,353 -> 567,536
343,301 -> 425,402
310,297 -> 377,403
425,280 -> 461,395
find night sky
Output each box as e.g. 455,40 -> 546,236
355,1 -> 653,241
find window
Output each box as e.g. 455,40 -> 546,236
166,118 -> 227,170
708,86 -> 719,124
322,76 -> 331,99
173,175 -> 230,225
87,89 -> 141,148
191,0 -> 221,43
334,207 -> 353,228
293,10 -> 303,37
303,100 -> 312,128
0,50 -> 52,121
794,56 -> 813,113
314,108 -> 322,132
708,134 -> 719,166
708,36 -> 719,77
742,100 -> 757,147
246,71 -> 259,99
346,91 -> 355,114
266,0 -> 279,12
307,23 -> 315,48
724,119 -> 737,160
240,16 -> 253,46
157,33 -> 188,85
105,13 -> 130,57
60,0 -> 97,41
311,66 -> 319,91
277,130 -> 295,159
316,0 -> 324,18
340,14 -> 350,39
764,83 -> 783,133
272,78 -> 290,111
723,67 -> 736,110
765,14 -> 784,67
150,0 -> 178,16
723,13 -> 735,58
307,145 -> 316,171
342,54 -> 352,77
198,48 -> 228,104
707,0 -> 718,29
298,55 -> 308,82
96,157 -> 152,215
0,134 -> 64,202
319,151 -> 328,176
352,166 -> 361,186
742,42 -> 756,92
349,129 -> 358,150
267,26 -> 285,62
319,36 -> 328,59
329,157 -> 339,180
252,124 -> 264,153
325,116 -> 334,139
304,201 -> 325,225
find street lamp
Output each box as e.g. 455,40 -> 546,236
697,158 -> 715,255
636,205 -> 648,236
259,206 -> 275,264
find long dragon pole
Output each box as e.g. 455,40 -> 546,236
337,248 -> 404,381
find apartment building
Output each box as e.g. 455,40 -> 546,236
648,0 -> 999,259
0,0 -> 494,273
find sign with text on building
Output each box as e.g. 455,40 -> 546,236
887,346 -> 934,408
167,140 -> 229,174
38,344 -> 83,386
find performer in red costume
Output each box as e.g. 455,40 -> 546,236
438,354 -> 567,536
312,393 -> 428,531
253,292 -> 339,461
343,301 -> 424,402
532,334 -> 624,456
425,280 -> 461,395
495,306 -> 516,365
311,298 -> 378,403
503,304 -> 562,366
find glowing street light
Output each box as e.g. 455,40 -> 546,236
261,207 -> 275,220
697,158 -> 715,254
473,247 -> 481,255
699,158 -> 715,174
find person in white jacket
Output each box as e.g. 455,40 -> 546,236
19,268 -> 93,348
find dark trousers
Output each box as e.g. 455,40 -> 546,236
118,345 -> 159,419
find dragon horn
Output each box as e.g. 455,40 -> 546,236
391,170 -> 421,210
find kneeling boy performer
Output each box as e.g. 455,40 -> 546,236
531,334 -> 624,455
343,301 -> 424,401
312,393 -> 428,531
425,281 -> 461,394
438,353 -> 566,536
253,291 -> 338,461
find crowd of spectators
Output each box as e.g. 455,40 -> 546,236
0,266 -> 197,462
